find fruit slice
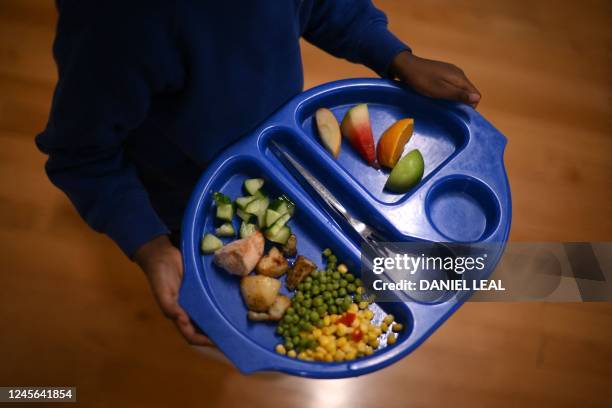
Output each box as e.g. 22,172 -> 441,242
385,149 -> 424,193
377,118 -> 414,168
315,108 -> 341,157
340,104 -> 378,167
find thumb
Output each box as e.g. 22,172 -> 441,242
436,79 -> 480,106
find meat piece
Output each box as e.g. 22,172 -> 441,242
213,231 -> 264,276
247,295 -> 291,321
282,234 -> 297,257
256,247 -> 289,278
240,275 -> 281,312
267,295 -> 291,320
286,255 -> 317,290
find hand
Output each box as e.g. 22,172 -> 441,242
134,235 -> 214,347
389,51 -> 481,108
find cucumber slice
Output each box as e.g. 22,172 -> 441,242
236,208 -> 253,222
213,192 -> 231,205
201,233 -> 223,253
244,197 -> 269,215
270,195 -> 295,216
265,226 -> 291,245
252,189 -> 266,199
267,213 -> 291,236
265,209 -> 282,228
215,223 -> 235,237
239,221 -> 258,238
216,203 -> 234,221
244,178 -> 264,195
235,196 -> 257,210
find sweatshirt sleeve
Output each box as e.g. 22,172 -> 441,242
36,3 -> 184,258
302,0 -> 410,77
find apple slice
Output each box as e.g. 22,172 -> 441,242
340,104 -> 378,168
377,118 -> 414,168
315,108 -> 341,157
385,149 -> 424,193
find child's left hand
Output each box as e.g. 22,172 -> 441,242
390,50 -> 481,108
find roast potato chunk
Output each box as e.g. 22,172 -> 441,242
240,275 -> 281,312
286,255 -> 317,290
246,295 -> 290,321
256,247 -> 289,278
213,231 -> 264,276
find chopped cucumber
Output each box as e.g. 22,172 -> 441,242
213,192 -> 231,205
216,203 -> 234,221
201,233 -> 223,254
236,208 -> 253,222
235,196 -> 257,210
215,223 -> 235,237
267,213 -> 291,236
270,194 -> 295,216
265,209 -> 282,228
244,197 -> 269,215
244,178 -> 265,195
239,221 -> 258,238
265,226 -> 291,245
253,189 -> 266,199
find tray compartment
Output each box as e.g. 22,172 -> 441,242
188,153 -> 415,365
296,85 -> 469,204
425,175 -> 501,242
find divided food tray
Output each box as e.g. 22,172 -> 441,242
180,79 -> 511,378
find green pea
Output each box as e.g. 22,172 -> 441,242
354,294 -> 362,303
297,283 -> 305,291
297,307 -> 306,316
323,292 -> 332,300
304,282 -> 312,291
323,248 -> 332,257
276,326 -> 284,335
289,326 -> 299,336
303,322 -> 313,332
320,276 -> 328,284
303,298 -> 312,308
355,278 -> 363,287
345,273 -> 355,282
317,305 -> 327,315
313,297 -> 323,307
312,286 -> 320,295
310,311 -> 319,321
305,276 -> 312,284
338,287 -> 347,297
330,305 -> 338,314
332,290 -> 339,297
326,283 -> 334,291
347,283 -> 356,293
293,336 -> 301,345
335,298 -> 343,305
340,279 -> 348,288
332,272 -> 340,280
285,340 -> 294,350
286,307 -> 295,315
316,319 -> 324,328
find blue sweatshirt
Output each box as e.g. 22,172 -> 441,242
36,0 -> 409,258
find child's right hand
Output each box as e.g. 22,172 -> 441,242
134,235 -> 214,347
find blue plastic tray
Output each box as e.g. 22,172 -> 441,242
180,78 -> 511,378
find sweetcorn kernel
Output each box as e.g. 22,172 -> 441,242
337,337 -> 347,348
275,344 -> 286,355
380,322 -> 388,332
313,329 -> 322,338
334,350 -> 345,362
368,338 -> 380,348
287,350 -> 297,358
383,314 -> 394,325
337,264 -> 348,274
323,316 -> 331,326
363,310 -> 374,320
387,333 -> 397,345
364,345 -> 374,355
358,301 -> 369,310
392,323 -> 403,332
348,304 -> 359,313
324,354 -> 333,362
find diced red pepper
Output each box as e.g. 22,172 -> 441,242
338,312 -> 356,326
351,329 -> 364,342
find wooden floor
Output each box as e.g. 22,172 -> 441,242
1,1 -> 611,406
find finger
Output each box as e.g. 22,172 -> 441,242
174,316 -> 215,347
435,79 -> 480,106
443,72 -> 481,107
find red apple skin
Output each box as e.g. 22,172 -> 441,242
340,104 -> 378,168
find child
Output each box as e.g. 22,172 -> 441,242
37,0 -> 480,347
